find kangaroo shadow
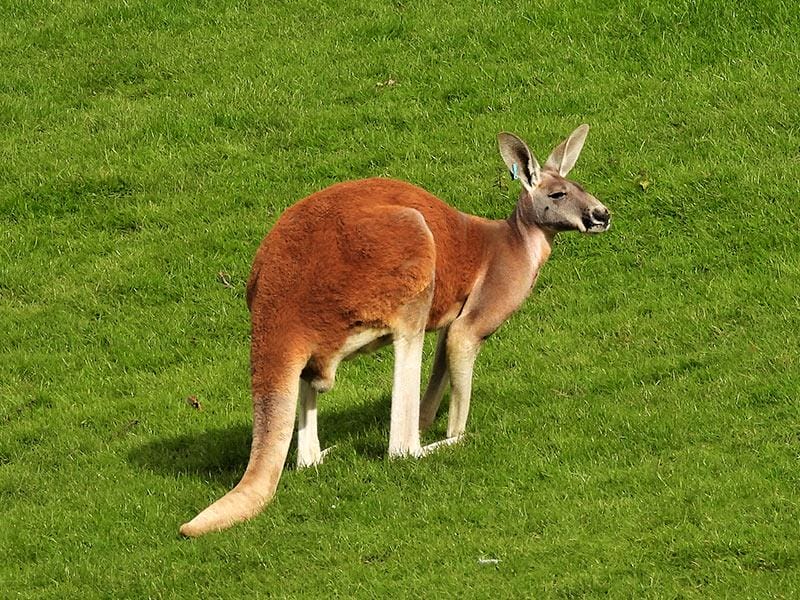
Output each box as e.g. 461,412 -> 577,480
128,422 -> 252,487
128,393 -> 402,484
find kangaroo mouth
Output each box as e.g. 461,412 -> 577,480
582,215 -> 611,234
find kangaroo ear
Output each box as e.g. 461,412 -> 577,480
497,132 -> 541,191
543,124 -> 589,177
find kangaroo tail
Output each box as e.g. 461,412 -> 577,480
179,362 -> 300,537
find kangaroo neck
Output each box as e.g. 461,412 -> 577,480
506,203 -> 555,268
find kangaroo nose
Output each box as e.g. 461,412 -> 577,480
591,206 -> 610,224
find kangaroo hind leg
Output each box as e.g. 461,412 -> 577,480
387,262 -> 435,459
418,318 -> 480,455
296,378 -> 334,468
419,326 -> 450,431
388,324 -> 427,458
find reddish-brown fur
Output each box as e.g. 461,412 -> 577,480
247,178 -> 491,364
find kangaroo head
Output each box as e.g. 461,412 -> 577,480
498,125 -> 610,235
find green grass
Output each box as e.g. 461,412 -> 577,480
2,0 -> 799,597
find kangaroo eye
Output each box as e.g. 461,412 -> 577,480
548,191 -> 566,199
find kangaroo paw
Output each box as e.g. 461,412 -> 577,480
419,435 -> 464,457
297,445 -> 335,469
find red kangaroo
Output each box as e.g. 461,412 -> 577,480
180,125 -> 611,536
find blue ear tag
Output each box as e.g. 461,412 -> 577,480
511,162 -> 518,180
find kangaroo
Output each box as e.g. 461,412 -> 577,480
180,124 -> 611,537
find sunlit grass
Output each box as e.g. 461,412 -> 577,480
1,0 -> 799,597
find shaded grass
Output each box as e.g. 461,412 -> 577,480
2,0 -> 800,597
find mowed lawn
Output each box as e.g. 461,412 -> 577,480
1,0 -> 799,597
